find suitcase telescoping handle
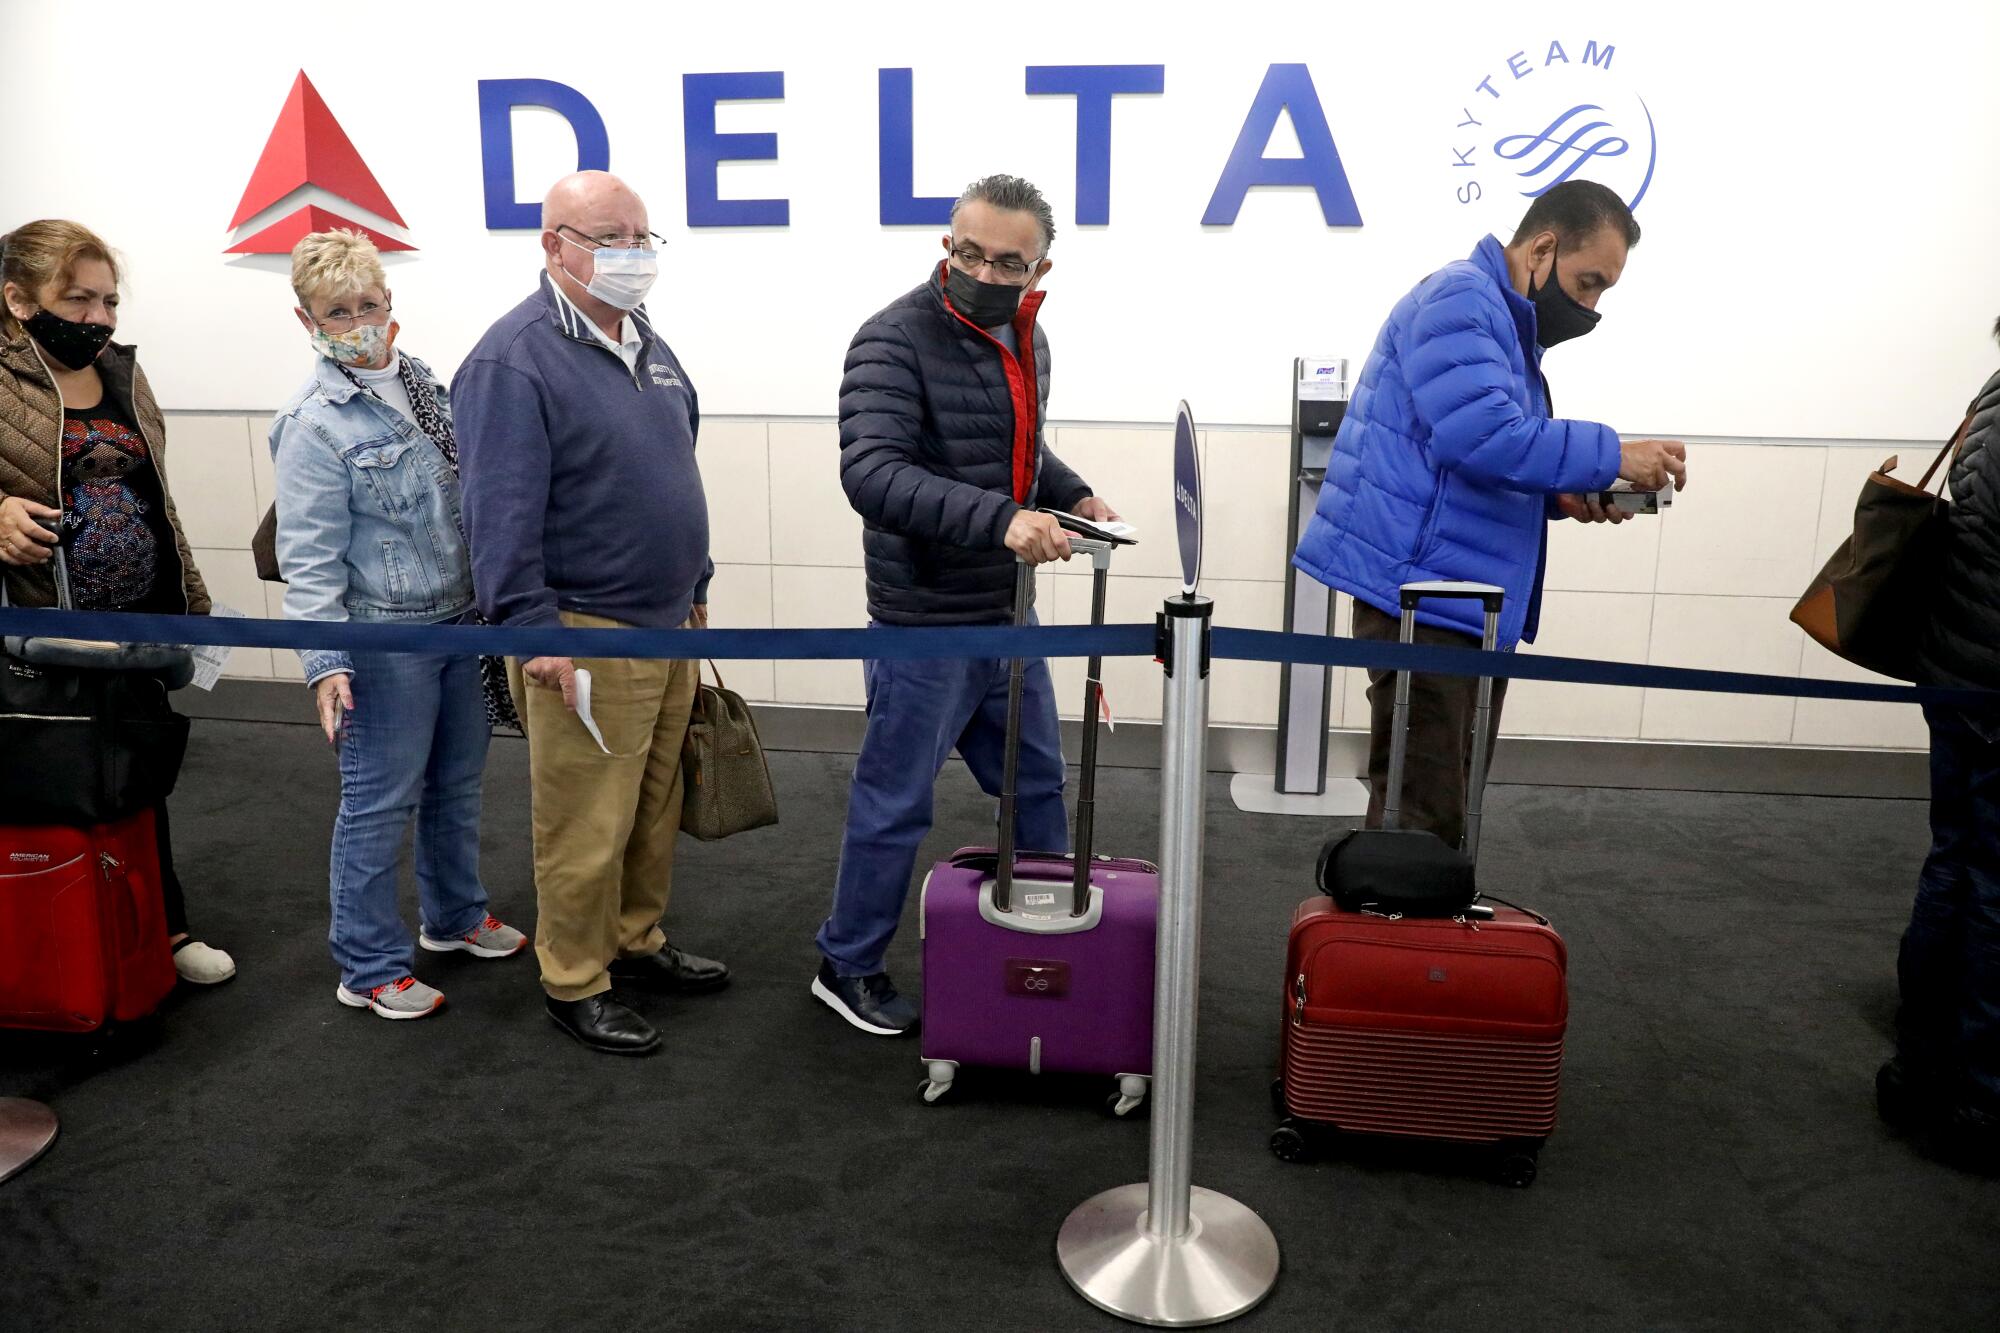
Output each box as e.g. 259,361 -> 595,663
1381,580 -> 1503,860
1067,535 -> 1114,915
993,518 -> 1124,915
993,558 -> 1033,912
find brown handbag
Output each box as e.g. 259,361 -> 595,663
251,502 -> 285,583
680,662 -> 779,841
1789,409 -> 1976,681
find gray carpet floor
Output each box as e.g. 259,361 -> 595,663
3,720 -> 1998,1331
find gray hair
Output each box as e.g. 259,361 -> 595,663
950,174 -> 1056,256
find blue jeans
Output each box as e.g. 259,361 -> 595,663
817,635 -> 1069,978
328,645 -> 492,992
1899,704 -> 2000,1109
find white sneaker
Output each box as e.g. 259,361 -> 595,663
419,914 -> 528,959
172,940 -> 236,985
336,975 -> 445,1020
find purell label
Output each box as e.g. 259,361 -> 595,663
1024,892 -> 1057,908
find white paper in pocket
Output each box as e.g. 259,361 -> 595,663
571,666 -> 613,755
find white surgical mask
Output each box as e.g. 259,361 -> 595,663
312,319 -> 394,367
559,232 -> 659,310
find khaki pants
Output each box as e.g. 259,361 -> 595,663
1352,601 -> 1509,851
507,612 -> 698,1001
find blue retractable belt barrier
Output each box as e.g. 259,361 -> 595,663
1,605 -> 1994,710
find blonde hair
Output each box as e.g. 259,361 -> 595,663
0,219 -> 122,339
290,229 -> 387,310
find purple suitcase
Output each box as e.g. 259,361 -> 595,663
918,518 -> 1160,1115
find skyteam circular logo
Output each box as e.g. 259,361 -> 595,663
1445,38 -> 1656,235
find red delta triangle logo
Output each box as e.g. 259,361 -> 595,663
225,71 -> 413,254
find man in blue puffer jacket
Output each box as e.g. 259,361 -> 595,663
811,175 -> 1122,1037
1295,181 -> 1688,846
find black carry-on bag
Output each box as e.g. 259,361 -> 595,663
0,550 -> 193,825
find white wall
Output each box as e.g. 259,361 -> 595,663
11,0 -> 1993,753
175,409 -> 1929,753
3,0 -> 1997,437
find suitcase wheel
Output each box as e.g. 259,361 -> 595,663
1269,1121 -> 1316,1165
1105,1074 -> 1149,1118
1493,1147 -> 1539,1188
919,1060 -> 958,1105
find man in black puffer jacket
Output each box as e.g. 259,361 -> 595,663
1883,323 -> 2000,1171
810,175 -> 1121,1037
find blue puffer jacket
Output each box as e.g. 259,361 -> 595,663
1292,235 -> 1621,647
839,262 -> 1092,625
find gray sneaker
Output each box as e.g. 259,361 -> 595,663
336,975 -> 445,1020
420,914 -> 528,959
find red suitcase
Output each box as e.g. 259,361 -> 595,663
1271,895 -> 1567,1184
1270,580 -> 1567,1186
0,809 -> 177,1034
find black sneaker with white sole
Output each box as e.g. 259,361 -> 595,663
812,960 -> 918,1036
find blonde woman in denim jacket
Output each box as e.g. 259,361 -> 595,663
270,230 -> 525,1021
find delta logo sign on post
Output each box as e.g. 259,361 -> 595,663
225,72 -> 413,254
224,52 -> 1657,252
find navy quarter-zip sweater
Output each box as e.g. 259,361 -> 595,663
454,272 -> 712,630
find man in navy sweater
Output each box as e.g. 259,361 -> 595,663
455,170 -> 727,1057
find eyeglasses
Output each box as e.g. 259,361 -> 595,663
948,244 -> 1039,282
557,224 -> 666,252
315,300 -> 390,332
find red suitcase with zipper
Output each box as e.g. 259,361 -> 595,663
1270,580 -> 1567,1186
1272,895 -> 1567,1182
0,809 -> 176,1034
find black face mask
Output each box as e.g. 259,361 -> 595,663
24,308 -> 114,370
1527,246 -> 1600,348
944,264 -> 1026,329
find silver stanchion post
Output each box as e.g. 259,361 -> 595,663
1056,593 -> 1280,1326
0,1098 -> 59,1185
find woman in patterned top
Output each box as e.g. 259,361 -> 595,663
0,218 -> 235,985
269,229 -> 526,1021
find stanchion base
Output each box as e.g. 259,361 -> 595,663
1228,772 -> 1369,817
0,1098 -> 59,1185
1056,1184 -> 1279,1327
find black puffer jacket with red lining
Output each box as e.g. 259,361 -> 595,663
837,264 -> 1091,626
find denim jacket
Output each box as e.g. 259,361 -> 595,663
269,353 -> 474,684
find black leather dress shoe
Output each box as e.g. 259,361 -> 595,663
1940,1100 -> 2000,1175
546,995 -> 661,1055
608,944 -> 731,995
1877,1058 -> 1938,1133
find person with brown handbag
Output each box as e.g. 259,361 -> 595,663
455,171 -> 729,1058
1876,317 -> 2000,1174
